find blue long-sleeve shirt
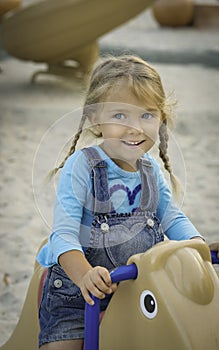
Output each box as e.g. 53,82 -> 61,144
37,146 -> 203,267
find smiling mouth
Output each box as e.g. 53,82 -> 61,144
122,140 -> 145,146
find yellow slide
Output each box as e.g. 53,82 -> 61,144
1,0 -> 154,80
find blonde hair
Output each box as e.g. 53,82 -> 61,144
51,55 -> 180,195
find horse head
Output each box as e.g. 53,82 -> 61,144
99,240 -> 219,350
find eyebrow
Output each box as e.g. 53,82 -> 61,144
107,108 -> 130,113
107,108 -> 158,114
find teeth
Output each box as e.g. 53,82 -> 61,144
124,141 -> 141,145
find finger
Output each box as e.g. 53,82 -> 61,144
85,275 -> 107,299
87,283 -> 106,299
89,275 -> 111,295
96,268 -> 117,294
96,279 -> 113,295
81,287 -> 95,306
97,267 -> 112,287
111,282 -> 118,293
92,269 -> 113,294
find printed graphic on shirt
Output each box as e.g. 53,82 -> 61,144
110,183 -> 141,213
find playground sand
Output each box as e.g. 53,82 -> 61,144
0,9 -> 219,347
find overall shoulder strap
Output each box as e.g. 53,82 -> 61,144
137,157 -> 159,213
82,147 -> 111,214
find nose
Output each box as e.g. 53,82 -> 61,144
126,118 -> 143,134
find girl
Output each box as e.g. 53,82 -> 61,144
37,55 -> 219,350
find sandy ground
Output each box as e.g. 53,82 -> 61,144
0,6 -> 219,348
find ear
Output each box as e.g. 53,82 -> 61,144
88,113 -> 102,136
88,112 -> 99,125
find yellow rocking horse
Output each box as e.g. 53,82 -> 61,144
1,239 -> 219,350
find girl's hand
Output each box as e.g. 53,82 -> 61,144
209,242 -> 219,258
78,266 -> 117,305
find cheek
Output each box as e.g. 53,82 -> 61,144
101,124 -> 124,139
144,121 -> 160,142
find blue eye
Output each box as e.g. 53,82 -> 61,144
113,113 -> 126,120
142,112 -> 154,120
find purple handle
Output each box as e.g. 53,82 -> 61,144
211,250 -> 219,264
84,264 -> 138,350
84,296 -> 100,350
110,263 -> 138,283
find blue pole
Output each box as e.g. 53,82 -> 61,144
84,295 -> 100,350
84,264 -> 138,350
211,250 -> 219,264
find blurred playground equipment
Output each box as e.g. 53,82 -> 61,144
152,0 -> 194,27
0,0 -> 20,17
0,0 -> 155,81
1,239 -> 219,350
152,0 -> 219,28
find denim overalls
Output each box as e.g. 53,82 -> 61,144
38,147 -> 164,345
83,147 -> 164,270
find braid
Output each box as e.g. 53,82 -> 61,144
159,117 -> 180,197
47,113 -> 87,179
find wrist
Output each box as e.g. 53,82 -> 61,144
59,249 -> 92,286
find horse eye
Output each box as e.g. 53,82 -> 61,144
140,290 -> 158,319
